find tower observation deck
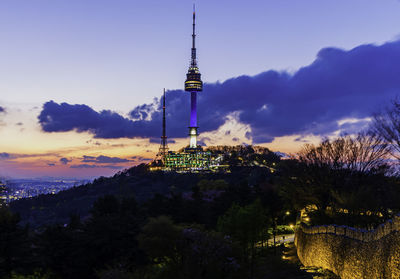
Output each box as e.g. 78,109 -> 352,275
185,5 -> 203,149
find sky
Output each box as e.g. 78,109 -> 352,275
1,0 -> 400,178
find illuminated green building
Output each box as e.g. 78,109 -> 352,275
164,149 -> 212,171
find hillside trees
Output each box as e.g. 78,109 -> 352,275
0,208 -> 32,277
372,99 -> 400,159
34,195 -> 145,278
280,133 -> 395,227
138,216 -> 238,279
217,199 -> 268,279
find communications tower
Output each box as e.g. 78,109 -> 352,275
184,5 -> 203,149
157,89 -> 168,160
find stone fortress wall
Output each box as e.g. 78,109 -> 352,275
295,215 -> 400,278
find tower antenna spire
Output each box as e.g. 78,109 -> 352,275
191,3 -> 197,67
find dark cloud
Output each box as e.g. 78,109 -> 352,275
60,157 -> 72,165
48,163 -> 56,166
131,156 -> 152,162
81,155 -> 130,164
0,152 -> 10,159
15,122 -> 23,126
38,101 -> 154,139
0,107 -> 5,113
200,137 -> 211,142
197,140 -> 207,146
0,152 -> 63,161
70,164 -> 123,169
38,40 -> 400,142
86,140 -> 102,146
294,137 -> 309,143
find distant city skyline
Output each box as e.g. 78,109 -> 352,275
1,0 -> 400,178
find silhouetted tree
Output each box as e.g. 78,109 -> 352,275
217,199 -> 267,278
281,133 -> 394,227
372,99 -> 400,159
0,208 -> 32,277
138,216 -> 238,279
297,133 -> 391,174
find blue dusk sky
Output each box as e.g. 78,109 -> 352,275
1,0 -> 400,178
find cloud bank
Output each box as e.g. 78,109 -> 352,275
60,157 -> 71,165
81,155 -> 130,164
38,40 -> 400,143
70,164 -> 123,169
0,153 -> 10,159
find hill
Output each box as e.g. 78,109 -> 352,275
10,145 -> 281,227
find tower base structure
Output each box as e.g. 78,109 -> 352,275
189,126 -> 198,149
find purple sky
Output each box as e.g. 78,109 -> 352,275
1,0 -> 400,110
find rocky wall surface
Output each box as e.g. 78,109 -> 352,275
295,216 -> 400,278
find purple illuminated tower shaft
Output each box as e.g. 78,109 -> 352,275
189,92 -> 198,148
190,92 -> 197,127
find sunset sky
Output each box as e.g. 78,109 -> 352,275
1,0 -> 400,178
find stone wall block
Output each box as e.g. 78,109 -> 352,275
336,226 -> 345,236
385,220 -> 393,235
393,215 -> 400,231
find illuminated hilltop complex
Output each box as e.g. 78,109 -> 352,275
152,8 -> 282,172
153,7 -> 222,172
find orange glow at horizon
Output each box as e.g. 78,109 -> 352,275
0,105 -> 324,178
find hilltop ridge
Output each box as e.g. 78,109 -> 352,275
10,145 -> 281,227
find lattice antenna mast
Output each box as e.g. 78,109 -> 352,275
158,89 -> 168,159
